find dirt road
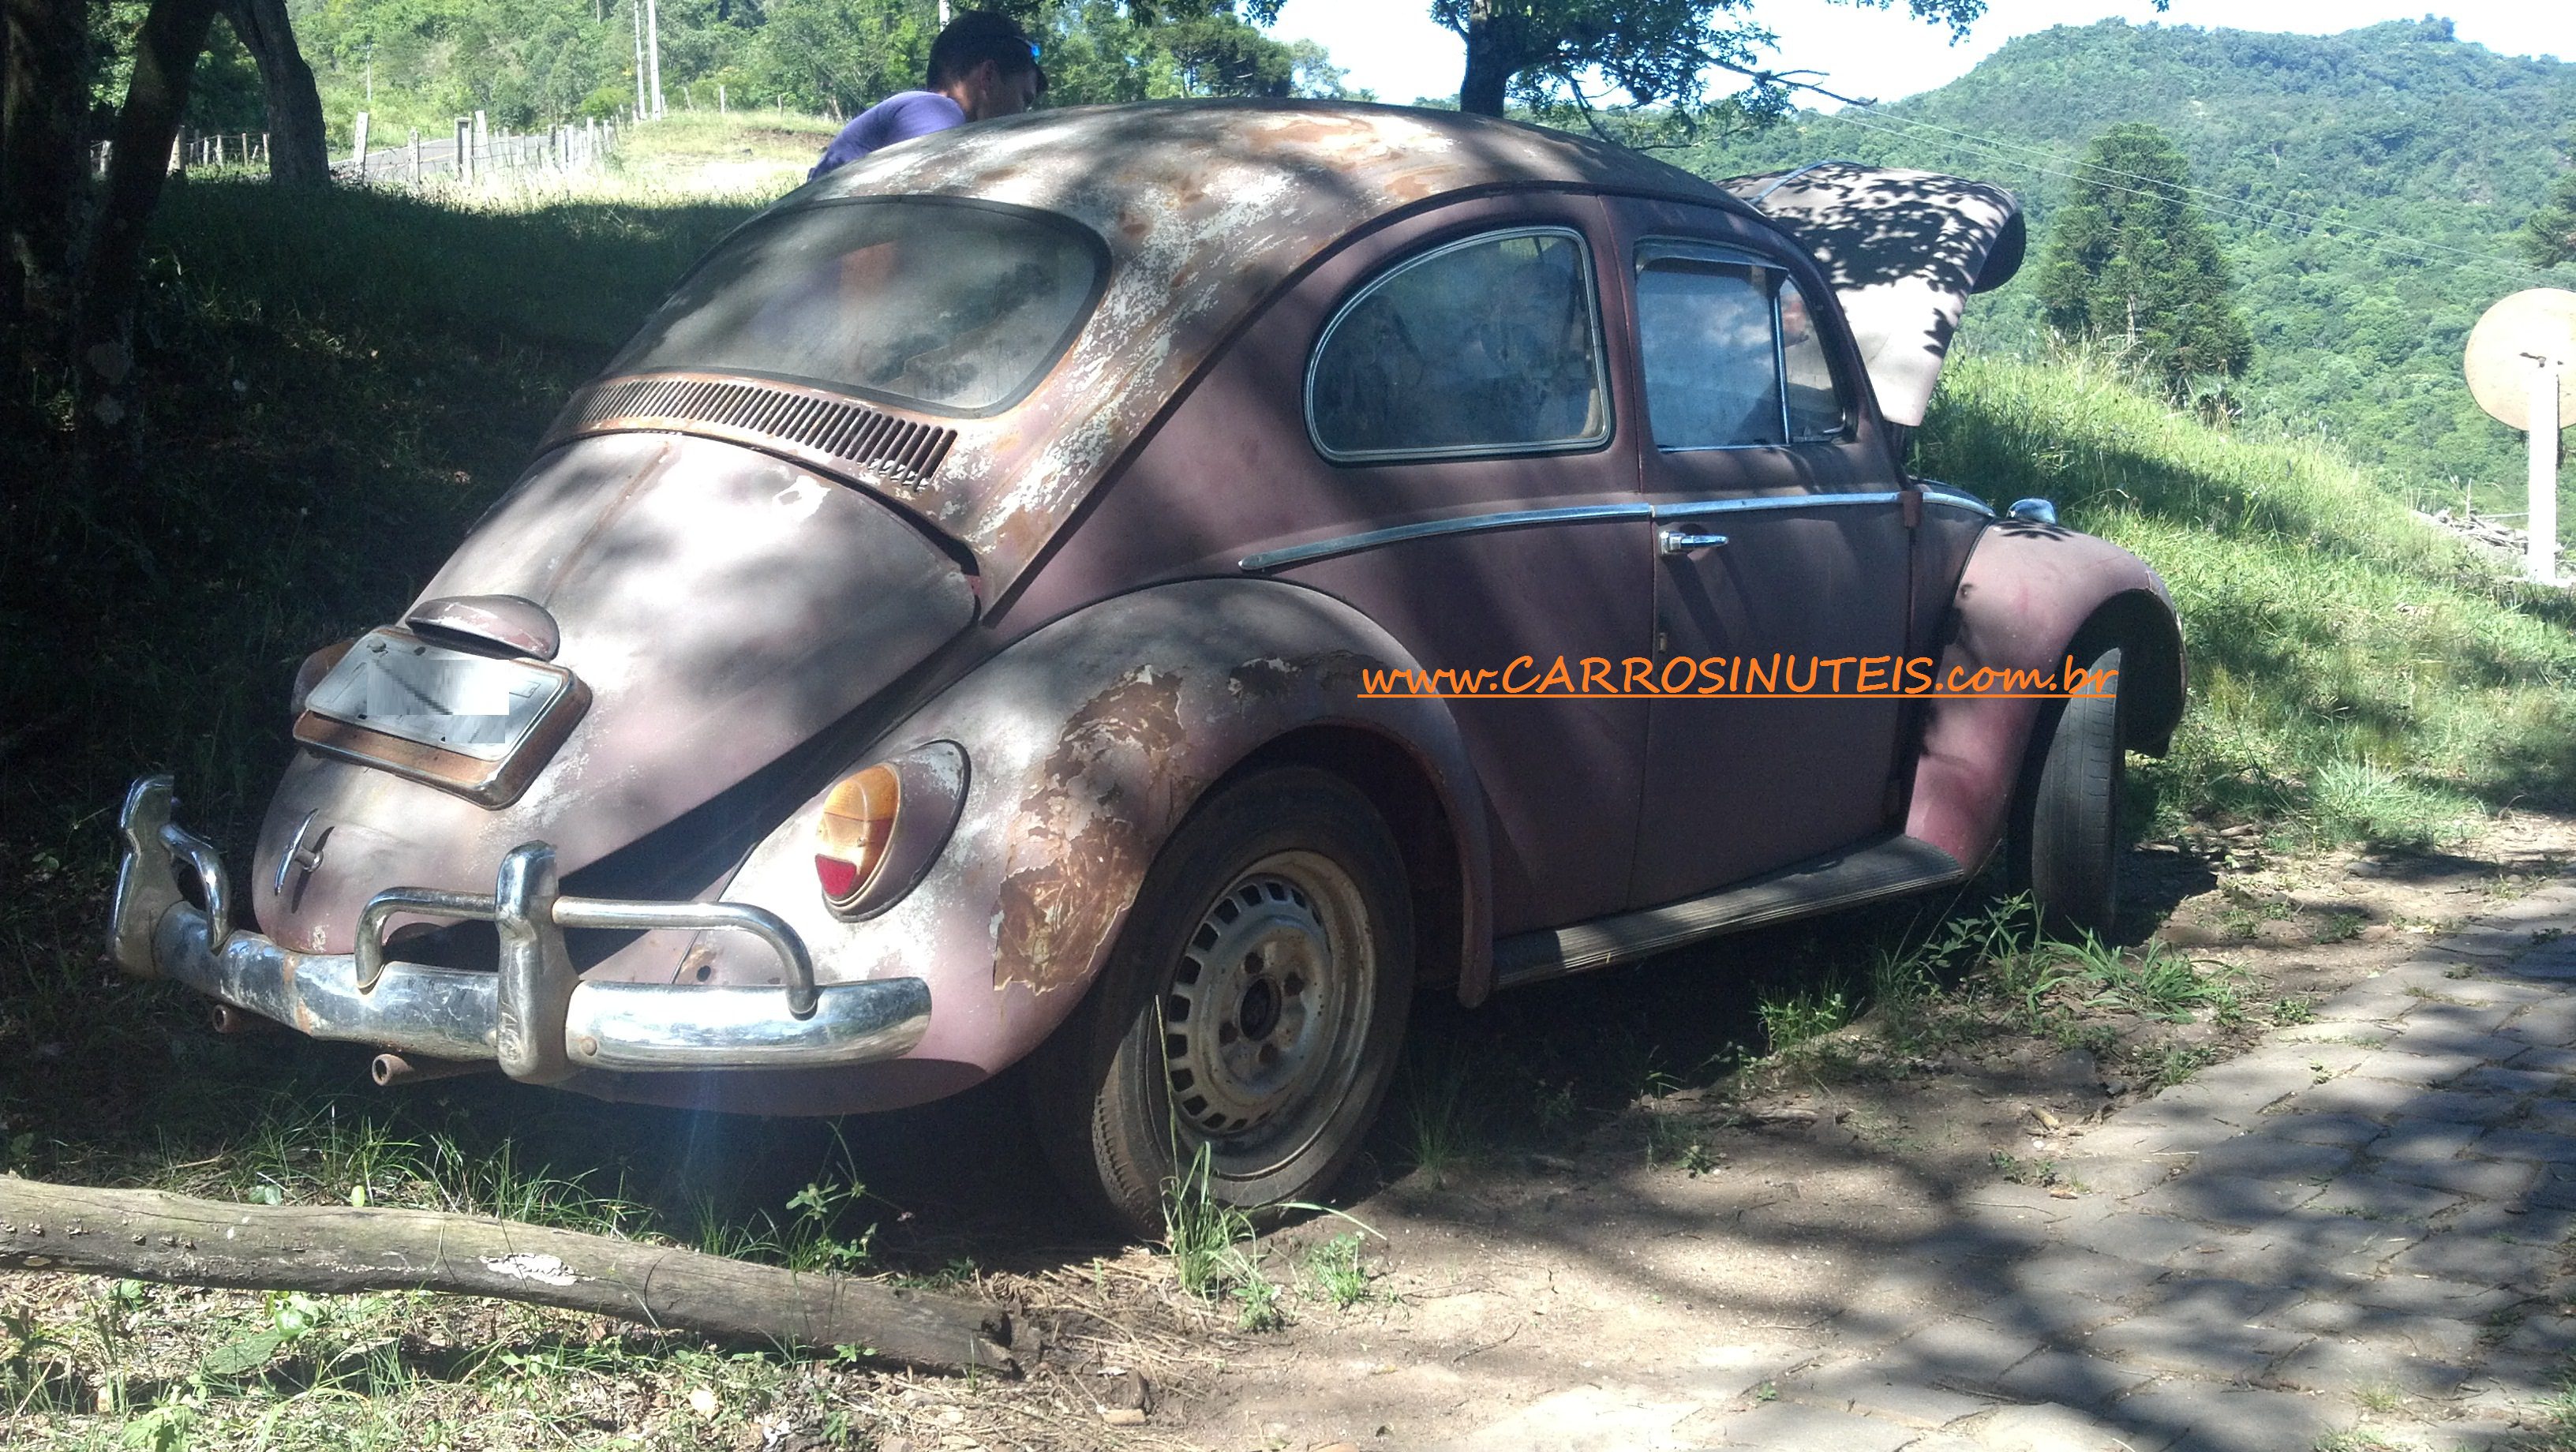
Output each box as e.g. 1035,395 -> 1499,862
1079,815 -> 2576,1452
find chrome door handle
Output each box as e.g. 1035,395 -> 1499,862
1658,527 -> 1730,556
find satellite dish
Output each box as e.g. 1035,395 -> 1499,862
2466,288 -> 2576,432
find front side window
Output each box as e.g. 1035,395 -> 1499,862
1307,228 -> 1609,461
607,197 -> 1107,417
1636,247 -> 1847,450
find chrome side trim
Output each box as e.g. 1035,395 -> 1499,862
1240,503 -> 1650,573
1493,834 -> 1965,990
1915,480 -> 1997,517
1651,492 -> 1904,521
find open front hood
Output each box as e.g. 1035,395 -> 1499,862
1720,163 -> 2026,428
252,432 -> 978,954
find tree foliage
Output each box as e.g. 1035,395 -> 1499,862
2034,122 -> 2250,396
2523,131 -> 2576,271
1680,17 -> 2576,508
276,0 -> 1354,137
1432,0 -> 1983,123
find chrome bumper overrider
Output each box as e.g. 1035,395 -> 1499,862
109,777 -> 930,1082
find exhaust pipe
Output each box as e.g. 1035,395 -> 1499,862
210,1004 -> 280,1035
370,1053 -> 493,1087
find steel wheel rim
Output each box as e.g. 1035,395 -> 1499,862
1161,849 -> 1376,1178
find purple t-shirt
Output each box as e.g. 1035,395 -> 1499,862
809,92 -> 968,179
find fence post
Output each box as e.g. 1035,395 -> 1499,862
351,110 -> 369,181
410,127 -> 421,186
454,117 -> 471,185
472,110 -> 487,174
717,84 -> 725,114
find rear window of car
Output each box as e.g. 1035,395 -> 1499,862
605,197 -> 1108,417
1635,244 -> 1847,450
1306,227 -> 1610,461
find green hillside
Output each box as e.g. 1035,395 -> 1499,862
1680,17 -> 2576,513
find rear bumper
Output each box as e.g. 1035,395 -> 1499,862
110,777 -> 930,1080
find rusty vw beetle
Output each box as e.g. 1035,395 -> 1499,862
111,102 -> 2183,1232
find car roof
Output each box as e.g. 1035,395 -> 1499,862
792,101 -> 1768,596
804,99 -> 1758,250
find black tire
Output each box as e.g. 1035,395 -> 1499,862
2015,645 -> 2126,938
1026,767 -> 1414,1239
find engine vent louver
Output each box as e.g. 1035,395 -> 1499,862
552,375 -> 957,493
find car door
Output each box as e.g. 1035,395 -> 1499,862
1275,208 -> 1654,934
1608,200 -> 1915,908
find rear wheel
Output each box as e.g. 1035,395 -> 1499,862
1027,767 -> 1413,1239
2014,645 -> 2126,938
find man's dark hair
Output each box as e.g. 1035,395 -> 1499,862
927,11 -> 1046,93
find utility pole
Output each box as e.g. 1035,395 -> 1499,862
631,0 -> 648,119
645,0 -> 665,118
2533,355 -> 2563,586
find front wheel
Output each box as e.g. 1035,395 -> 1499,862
1027,767 -> 1415,1239
2012,645 -> 2126,938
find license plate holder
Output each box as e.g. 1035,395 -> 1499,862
294,627 -> 588,806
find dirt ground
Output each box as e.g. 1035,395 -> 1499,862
9,813 -> 2574,1450
886,810 -> 2576,1452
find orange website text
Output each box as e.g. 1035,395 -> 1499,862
1355,655 -> 2117,699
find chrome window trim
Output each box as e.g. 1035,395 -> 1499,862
1636,239 -> 1776,270
1650,492 -> 1903,521
1240,502 -> 1650,573
1776,274 -> 1849,443
1633,236 -> 1854,447
1304,225 -> 1613,465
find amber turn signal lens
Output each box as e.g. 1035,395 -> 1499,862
814,765 -> 901,911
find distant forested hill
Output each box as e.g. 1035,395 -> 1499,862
1679,17 -> 2576,508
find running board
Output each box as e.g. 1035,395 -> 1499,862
1493,835 -> 1967,990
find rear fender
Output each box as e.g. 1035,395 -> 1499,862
701,578 -> 1492,1099
1904,521 -> 2186,872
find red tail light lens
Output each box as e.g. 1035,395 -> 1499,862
814,765 -> 900,911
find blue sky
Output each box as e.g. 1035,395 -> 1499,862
1264,0 -> 2576,110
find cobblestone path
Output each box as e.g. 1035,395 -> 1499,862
1434,882 -> 2576,1452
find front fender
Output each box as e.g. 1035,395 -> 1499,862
1904,520 -> 2186,872
704,578 -> 1491,1110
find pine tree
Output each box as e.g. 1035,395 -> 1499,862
2522,132 -> 2576,270
2036,123 -> 2253,398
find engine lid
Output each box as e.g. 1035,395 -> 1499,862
253,432 -> 977,953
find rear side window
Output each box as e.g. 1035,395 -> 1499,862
1306,227 -> 1609,461
1636,245 -> 1847,450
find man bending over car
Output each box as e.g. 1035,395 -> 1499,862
808,11 -> 1046,180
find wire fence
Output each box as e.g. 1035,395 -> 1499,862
331,112 -> 622,187
85,114 -> 623,188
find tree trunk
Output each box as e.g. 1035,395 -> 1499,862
73,0 -> 217,448
1457,0 -> 1513,116
0,1178 -> 1017,1373
2,0 -> 91,331
219,0 -> 328,185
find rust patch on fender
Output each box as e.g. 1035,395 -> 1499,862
993,668 -> 1193,994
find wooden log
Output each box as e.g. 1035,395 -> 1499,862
0,1178 -> 1013,1374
